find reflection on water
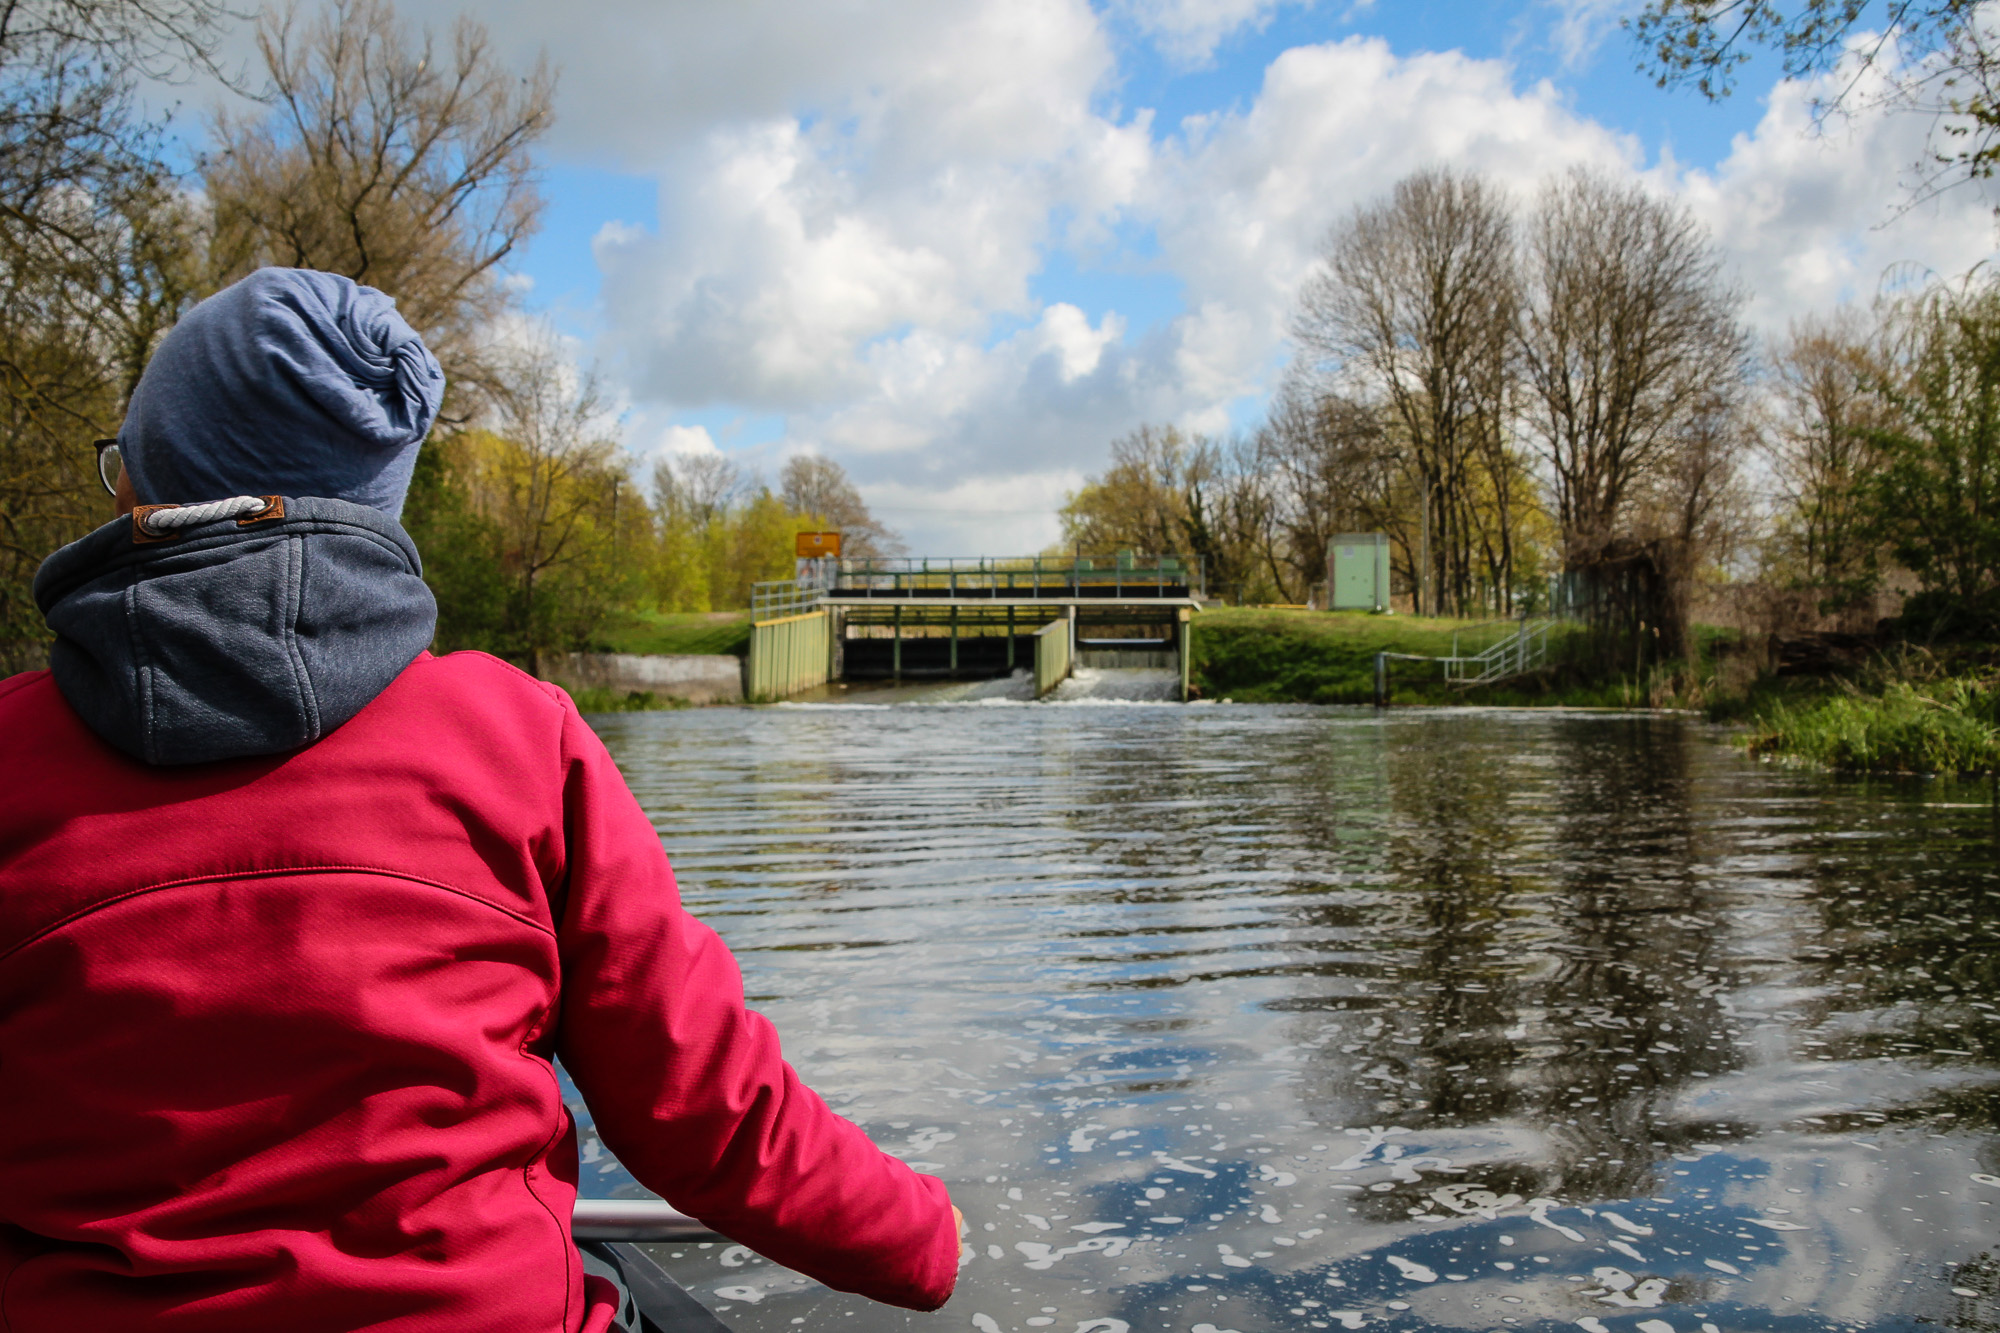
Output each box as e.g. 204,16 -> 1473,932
569,705 -> 2000,1332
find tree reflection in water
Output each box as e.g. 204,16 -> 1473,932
577,705 -> 1999,1333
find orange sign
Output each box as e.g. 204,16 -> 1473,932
796,531 -> 842,558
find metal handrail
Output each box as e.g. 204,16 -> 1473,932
827,554 -> 1203,600
573,1198 -> 721,1242
750,579 -> 824,620
1444,617 -> 1556,686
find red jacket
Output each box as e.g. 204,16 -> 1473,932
0,652 -> 958,1330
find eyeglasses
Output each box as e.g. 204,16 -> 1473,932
93,439 -> 121,497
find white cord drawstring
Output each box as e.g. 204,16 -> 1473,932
138,496 -> 269,538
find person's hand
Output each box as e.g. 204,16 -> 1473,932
953,1206 -> 966,1236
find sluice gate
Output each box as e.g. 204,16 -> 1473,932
747,554 -> 1203,702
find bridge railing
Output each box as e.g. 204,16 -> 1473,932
751,578 -> 824,620
830,554 -> 1202,600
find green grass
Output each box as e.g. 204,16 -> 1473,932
600,610 -> 753,658
1189,608 -> 1602,705
1738,657 -> 2000,775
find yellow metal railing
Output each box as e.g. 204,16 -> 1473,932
748,610 -> 830,701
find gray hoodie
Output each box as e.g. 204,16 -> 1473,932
34,496 -> 437,766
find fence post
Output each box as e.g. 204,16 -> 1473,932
1374,652 -> 1387,709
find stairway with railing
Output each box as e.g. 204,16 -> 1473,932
1373,614 -> 1560,705
1442,616 -> 1557,686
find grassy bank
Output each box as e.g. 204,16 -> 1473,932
1731,650 -> 2000,775
601,610 -> 753,658
1189,608 -> 1623,706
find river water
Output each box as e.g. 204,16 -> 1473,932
569,702 -> 2000,1333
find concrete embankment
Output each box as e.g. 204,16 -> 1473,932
548,652 -> 743,704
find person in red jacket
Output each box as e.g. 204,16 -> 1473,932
0,268 -> 961,1331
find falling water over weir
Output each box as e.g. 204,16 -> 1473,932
563,704 -> 2000,1332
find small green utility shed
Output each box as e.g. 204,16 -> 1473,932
1327,533 -> 1391,612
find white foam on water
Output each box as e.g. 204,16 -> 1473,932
1706,1259 -> 1742,1275
1576,1320 -> 1611,1333
1045,668 -> 1181,704
973,1315 -> 1003,1333
714,1286 -> 764,1304
1638,1321 -> 1677,1333
1608,1239 -> 1647,1263
1386,1255 -> 1439,1282
1527,1199 -> 1587,1242
1603,1211 -> 1654,1236
1745,1217 -> 1808,1232
1015,1236 -> 1133,1270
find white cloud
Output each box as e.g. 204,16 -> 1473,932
377,2 -> 2000,554
1675,52 -> 1999,331
1538,0 -> 1638,70
1112,0 -> 1314,67
657,424 -> 720,457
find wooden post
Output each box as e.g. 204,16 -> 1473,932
1006,603 -> 1015,670
949,604 -> 959,674
893,605 -> 902,681
1374,651 -> 1387,708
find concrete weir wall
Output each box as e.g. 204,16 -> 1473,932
551,652 -> 744,704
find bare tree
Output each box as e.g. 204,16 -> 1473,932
652,451 -> 743,527
203,0 -> 554,398
1516,168 -> 1752,649
1255,386 -> 1408,602
778,454 -> 904,557
1293,166 -> 1518,615
1763,309 -> 1894,600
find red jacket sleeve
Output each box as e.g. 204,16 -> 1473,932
547,701 -> 959,1311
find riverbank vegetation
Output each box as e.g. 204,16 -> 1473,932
1065,156 -> 2000,772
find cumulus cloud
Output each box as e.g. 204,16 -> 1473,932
386,1 -> 1999,554
1675,55 -> 1999,331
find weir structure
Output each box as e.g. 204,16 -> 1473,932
745,554 -> 1203,702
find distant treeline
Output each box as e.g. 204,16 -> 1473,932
1064,166 -> 2000,655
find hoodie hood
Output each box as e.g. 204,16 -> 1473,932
34,496 -> 437,766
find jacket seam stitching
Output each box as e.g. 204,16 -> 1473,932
283,533 -> 321,738
0,864 -> 557,966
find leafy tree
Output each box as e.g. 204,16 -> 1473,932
0,0 -> 229,664
1863,276 -> 2000,632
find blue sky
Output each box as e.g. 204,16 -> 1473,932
357,0 -> 1990,552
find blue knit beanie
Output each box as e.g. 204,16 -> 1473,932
121,268 -> 446,517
